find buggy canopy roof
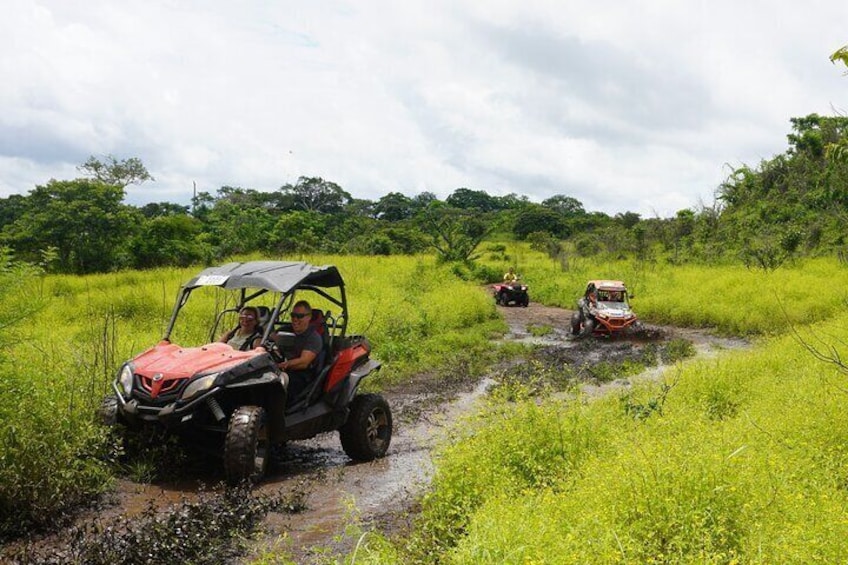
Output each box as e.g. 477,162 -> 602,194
588,280 -> 627,291
184,261 -> 344,293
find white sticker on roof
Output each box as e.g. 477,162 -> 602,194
195,275 -> 230,286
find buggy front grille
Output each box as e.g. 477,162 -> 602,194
136,374 -> 183,401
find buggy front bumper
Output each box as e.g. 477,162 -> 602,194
112,381 -> 224,428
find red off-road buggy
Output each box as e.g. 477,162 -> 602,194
101,261 -> 392,484
570,280 -> 639,338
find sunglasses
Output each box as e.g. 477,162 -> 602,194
290,312 -> 310,320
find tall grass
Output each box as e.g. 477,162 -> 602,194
354,303 -> 848,562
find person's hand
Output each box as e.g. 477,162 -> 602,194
263,339 -> 286,363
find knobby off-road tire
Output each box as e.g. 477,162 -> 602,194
570,312 -> 582,336
98,394 -> 119,426
580,318 -> 596,338
224,405 -> 269,484
339,394 -> 392,461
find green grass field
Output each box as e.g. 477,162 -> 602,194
2,250 -> 848,564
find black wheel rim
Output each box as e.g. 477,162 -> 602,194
365,407 -> 389,451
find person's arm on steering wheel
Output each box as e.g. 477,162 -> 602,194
280,349 -> 317,372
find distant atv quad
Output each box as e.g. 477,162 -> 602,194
492,280 -> 529,307
101,261 -> 391,484
571,280 -> 639,337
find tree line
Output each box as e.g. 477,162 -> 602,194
1,113 -> 846,274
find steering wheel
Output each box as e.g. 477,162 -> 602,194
263,338 -> 287,363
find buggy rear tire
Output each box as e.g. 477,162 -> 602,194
224,405 -> 269,484
340,394 -> 392,461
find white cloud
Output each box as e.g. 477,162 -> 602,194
1,0 -> 847,217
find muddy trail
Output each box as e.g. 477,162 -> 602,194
3,302 -> 748,564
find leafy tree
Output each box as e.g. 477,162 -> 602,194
279,177 -> 352,213
77,155 -> 154,187
512,205 -> 566,239
614,211 -> 641,229
205,201 -> 275,256
130,215 -> 212,268
497,193 -> 531,210
542,195 -> 585,216
665,209 -> 696,263
139,201 -> 190,218
411,191 -> 438,212
1,179 -> 137,273
0,194 -> 28,231
375,192 -> 414,221
268,210 -> 327,253
346,198 -> 377,218
216,186 -> 285,211
190,190 -> 217,221
417,202 -> 492,262
446,188 -> 500,212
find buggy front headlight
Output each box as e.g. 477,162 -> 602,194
118,364 -> 134,398
181,373 -> 219,401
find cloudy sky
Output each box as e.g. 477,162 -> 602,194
2,1 -> 846,217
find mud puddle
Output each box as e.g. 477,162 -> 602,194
2,302 -> 747,564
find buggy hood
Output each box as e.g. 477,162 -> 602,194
133,341 -> 261,379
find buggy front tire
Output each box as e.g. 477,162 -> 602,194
570,312 -> 582,336
340,394 -> 392,461
224,405 -> 269,484
580,318 -> 595,338
98,394 -> 119,426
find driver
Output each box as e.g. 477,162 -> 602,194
503,267 -> 518,283
277,300 -> 323,401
